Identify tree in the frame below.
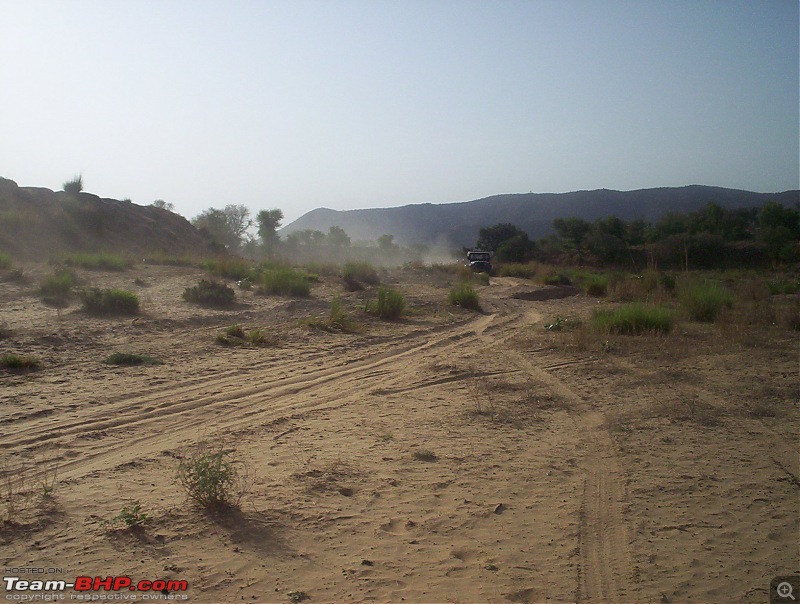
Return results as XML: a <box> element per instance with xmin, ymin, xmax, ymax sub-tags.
<box><xmin>495</xmin><ymin>234</ymin><xmax>535</xmax><ymax>262</ymax></box>
<box><xmin>377</xmin><ymin>234</ymin><xmax>395</xmax><ymax>250</ymax></box>
<box><xmin>476</xmin><ymin>223</ymin><xmax>528</xmax><ymax>252</ymax></box>
<box><xmin>552</xmin><ymin>217</ymin><xmax>591</xmax><ymax>248</ymax></box>
<box><xmin>327</xmin><ymin>226</ymin><xmax>351</xmax><ymax>247</ymax></box>
<box><xmin>151</xmin><ymin>199</ymin><xmax>175</xmax><ymax>212</ymax></box>
<box><xmin>191</xmin><ymin>205</ymin><xmax>252</xmax><ymax>250</ymax></box>
<box><xmin>758</xmin><ymin>202</ymin><xmax>800</xmax><ymax>262</ymax></box>
<box><xmin>257</xmin><ymin>209</ymin><xmax>283</xmax><ymax>255</ymax></box>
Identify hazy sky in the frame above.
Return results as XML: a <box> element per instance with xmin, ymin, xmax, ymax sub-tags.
<box><xmin>1</xmin><ymin>0</ymin><xmax>797</xmax><ymax>225</ymax></box>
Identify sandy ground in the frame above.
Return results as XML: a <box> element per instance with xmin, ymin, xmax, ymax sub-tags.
<box><xmin>1</xmin><ymin>263</ymin><xmax>798</xmax><ymax>603</ymax></box>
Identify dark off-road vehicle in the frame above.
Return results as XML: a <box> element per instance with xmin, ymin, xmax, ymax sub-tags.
<box><xmin>466</xmin><ymin>250</ymin><xmax>492</xmax><ymax>273</ymax></box>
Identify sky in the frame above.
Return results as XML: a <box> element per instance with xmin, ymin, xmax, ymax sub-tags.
<box><xmin>1</xmin><ymin>0</ymin><xmax>798</xmax><ymax>225</ymax></box>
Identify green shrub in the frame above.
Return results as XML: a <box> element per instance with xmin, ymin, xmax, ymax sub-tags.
<box><xmin>216</xmin><ymin>324</ymin><xmax>276</xmax><ymax>346</ymax></box>
<box><xmin>498</xmin><ymin>263</ymin><xmax>537</xmax><ymax>279</ymax></box>
<box><xmin>456</xmin><ymin>266</ymin><xmax>490</xmax><ymax>285</ymax></box>
<box><xmin>366</xmin><ymin>287</ymin><xmax>406</xmax><ymax>319</ymax></box>
<box><xmin>63</xmin><ymin>252</ymin><xmax>132</xmax><ymax>271</ymax></box>
<box><xmin>304</xmin><ymin>296</ymin><xmax>355</xmax><ymax>332</ymax></box>
<box><xmin>342</xmin><ymin>261</ymin><xmax>380</xmax><ymax>290</ymax></box>
<box><xmin>679</xmin><ymin>282</ymin><xmax>733</xmax><ymax>322</ymax></box>
<box><xmin>0</xmin><ymin>353</ymin><xmax>41</xmax><ymax>371</ymax></box>
<box><xmin>0</xmin><ymin>252</ymin><xmax>11</xmax><ymax>270</ymax></box>
<box><xmin>177</xmin><ymin>447</ymin><xmax>250</xmax><ymax>511</ymax></box>
<box><xmin>541</xmin><ymin>270</ymin><xmax>572</xmax><ymax>286</ymax></box>
<box><xmin>62</xmin><ymin>174</ymin><xmax>83</xmax><ymax>194</ymax></box>
<box><xmin>592</xmin><ymin>303</ymin><xmax>674</xmax><ymax>335</ymax></box>
<box><xmin>80</xmin><ymin>288</ymin><xmax>140</xmax><ymax>315</ymax></box>
<box><xmin>39</xmin><ymin>269</ymin><xmax>77</xmax><ymax>306</ymax></box>
<box><xmin>183</xmin><ymin>280</ymin><xmax>236</xmax><ymax>307</ymax></box>
<box><xmin>144</xmin><ymin>252</ymin><xmax>198</xmax><ymax>267</ymax></box>
<box><xmin>109</xmin><ymin>501</ymin><xmax>150</xmax><ymax>529</ymax></box>
<box><xmin>256</xmin><ymin>267</ymin><xmax>311</xmax><ymax>297</ymax></box>
<box><xmin>448</xmin><ymin>283</ymin><xmax>481</xmax><ymax>311</ymax></box>
<box><xmin>583</xmin><ymin>274</ymin><xmax>608</xmax><ymax>296</ymax></box>
<box><xmin>202</xmin><ymin>256</ymin><xmax>253</xmax><ymax>280</ymax></box>
<box><xmin>104</xmin><ymin>352</ymin><xmax>162</xmax><ymax>366</ymax></box>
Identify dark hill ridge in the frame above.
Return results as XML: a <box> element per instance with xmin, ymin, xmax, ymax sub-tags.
<box><xmin>283</xmin><ymin>185</ymin><xmax>800</xmax><ymax>247</ymax></box>
<box><xmin>0</xmin><ymin>178</ymin><xmax>214</xmax><ymax>259</ymax></box>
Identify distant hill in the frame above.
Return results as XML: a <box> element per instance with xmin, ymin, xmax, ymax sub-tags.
<box><xmin>0</xmin><ymin>177</ymin><xmax>214</xmax><ymax>259</ymax></box>
<box><xmin>282</xmin><ymin>186</ymin><xmax>800</xmax><ymax>248</ymax></box>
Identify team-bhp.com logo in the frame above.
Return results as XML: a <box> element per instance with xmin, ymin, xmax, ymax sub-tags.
<box><xmin>4</xmin><ymin>576</ymin><xmax>189</xmax><ymax>600</ymax></box>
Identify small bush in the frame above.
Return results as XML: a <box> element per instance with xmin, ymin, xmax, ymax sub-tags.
<box><xmin>183</xmin><ymin>280</ymin><xmax>236</xmax><ymax>307</ymax></box>
<box><xmin>80</xmin><ymin>288</ymin><xmax>140</xmax><ymax>315</ymax></box>
<box><xmin>342</xmin><ymin>261</ymin><xmax>380</xmax><ymax>290</ymax></box>
<box><xmin>177</xmin><ymin>447</ymin><xmax>250</xmax><ymax>511</ymax></box>
<box><xmin>592</xmin><ymin>303</ymin><xmax>674</xmax><ymax>335</ymax></box>
<box><xmin>216</xmin><ymin>324</ymin><xmax>277</xmax><ymax>346</ymax></box>
<box><xmin>63</xmin><ymin>253</ymin><xmax>132</xmax><ymax>271</ymax></box>
<box><xmin>448</xmin><ymin>283</ymin><xmax>481</xmax><ymax>311</ymax></box>
<box><xmin>456</xmin><ymin>266</ymin><xmax>490</xmax><ymax>285</ymax></box>
<box><xmin>366</xmin><ymin>287</ymin><xmax>406</xmax><ymax>319</ymax></box>
<box><xmin>0</xmin><ymin>353</ymin><xmax>41</xmax><ymax>371</ymax></box>
<box><xmin>108</xmin><ymin>501</ymin><xmax>150</xmax><ymax>529</ymax></box>
<box><xmin>145</xmin><ymin>253</ymin><xmax>198</xmax><ymax>267</ymax></box>
<box><xmin>256</xmin><ymin>267</ymin><xmax>311</xmax><ymax>297</ymax></box>
<box><xmin>304</xmin><ymin>296</ymin><xmax>354</xmax><ymax>332</ymax></box>
<box><xmin>62</xmin><ymin>174</ymin><xmax>83</xmax><ymax>194</ymax></box>
<box><xmin>542</xmin><ymin>272</ymin><xmax>572</xmax><ymax>286</ymax></box>
<box><xmin>0</xmin><ymin>252</ymin><xmax>11</xmax><ymax>270</ymax></box>
<box><xmin>104</xmin><ymin>352</ymin><xmax>162</xmax><ymax>366</ymax></box>
<box><xmin>679</xmin><ymin>282</ymin><xmax>733</xmax><ymax>322</ymax></box>
<box><xmin>40</xmin><ymin>269</ymin><xmax>77</xmax><ymax>305</ymax></box>
<box><xmin>583</xmin><ymin>274</ymin><xmax>608</xmax><ymax>297</ymax></box>
<box><xmin>203</xmin><ymin>256</ymin><xmax>253</xmax><ymax>280</ymax></box>
<box><xmin>498</xmin><ymin>263</ymin><xmax>537</xmax><ymax>279</ymax></box>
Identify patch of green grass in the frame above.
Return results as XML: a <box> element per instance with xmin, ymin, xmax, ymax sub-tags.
<box><xmin>580</xmin><ymin>273</ymin><xmax>609</xmax><ymax>296</ymax></box>
<box><xmin>216</xmin><ymin>324</ymin><xmax>277</xmax><ymax>346</ymax></box>
<box><xmin>104</xmin><ymin>352</ymin><xmax>162</xmax><ymax>366</ymax></box>
<box><xmin>342</xmin><ymin>261</ymin><xmax>380</xmax><ymax>290</ymax></box>
<box><xmin>498</xmin><ymin>263</ymin><xmax>537</xmax><ymax>279</ymax></box>
<box><xmin>0</xmin><ymin>353</ymin><xmax>41</xmax><ymax>371</ymax></box>
<box><xmin>448</xmin><ymin>282</ymin><xmax>481</xmax><ymax>311</ymax></box>
<box><xmin>202</xmin><ymin>256</ymin><xmax>253</xmax><ymax>280</ymax></box>
<box><xmin>183</xmin><ymin>280</ymin><xmax>236</xmax><ymax>307</ymax></box>
<box><xmin>144</xmin><ymin>252</ymin><xmax>199</xmax><ymax>267</ymax></box>
<box><xmin>80</xmin><ymin>288</ymin><xmax>140</xmax><ymax>315</ymax></box>
<box><xmin>542</xmin><ymin>271</ymin><xmax>572</xmax><ymax>286</ymax></box>
<box><xmin>303</xmin><ymin>296</ymin><xmax>355</xmax><ymax>332</ymax></box>
<box><xmin>456</xmin><ymin>266</ymin><xmax>490</xmax><ymax>285</ymax></box>
<box><xmin>592</xmin><ymin>303</ymin><xmax>674</xmax><ymax>335</ymax></box>
<box><xmin>767</xmin><ymin>277</ymin><xmax>800</xmax><ymax>295</ymax></box>
<box><xmin>678</xmin><ymin>282</ymin><xmax>733</xmax><ymax>322</ymax></box>
<box><xmin>63</xmin><ymin>252</ymin><xmax>133</xmax><ymax>271</ymax></box>
<box><xmin>366</xmin><ymin>287</ymin><xmax>406</xmax><ymax>319</ymax></box>
<box><xmin>177</xmin><ymin>447</ymin><xmax>251</xmax><ymax>511</ymax></box>
<box><xmin>256</xmin><ymin>267</ymin><xmax>312</xmax><ymax>297</ymax></box>
<box><xmin>0</xmin><ymin>252</ymin><xmax>11</xmax><ymax>270</ymax></box>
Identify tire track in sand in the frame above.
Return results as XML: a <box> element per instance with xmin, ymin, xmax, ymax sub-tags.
<box><xmin>477</xmin><ymin>309</ymin><xmax>635</xmax><ymax>603</ymax></box>
<box><xmin>5</xmin><ymin>312</ymin><xmax>511</xmax><ymax>482</ymax></box>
